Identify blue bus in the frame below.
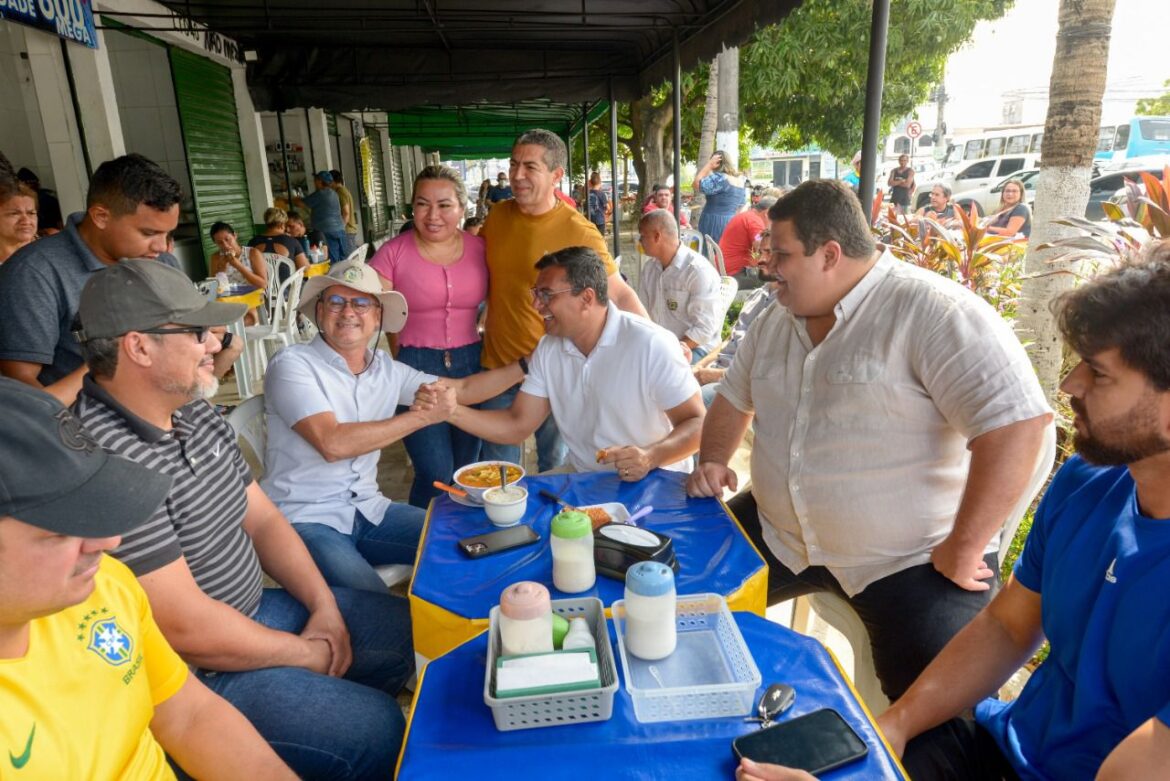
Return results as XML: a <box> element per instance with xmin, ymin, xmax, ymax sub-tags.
<box><xmin>1096</xmin><ymin>116</ymin><xmax>1170</xmax><ymax>167</ymax></box>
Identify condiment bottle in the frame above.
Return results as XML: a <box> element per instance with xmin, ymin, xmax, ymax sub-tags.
<box><xmin>623</xmin><ymin>561</ymin><xmax>677</xmax><ymax>660</ymax></box>
<box><xmin>498</xmin><ymin>581</ymin><xmax>553</xmax><ymax>656</ymax></box>
<box><xmin>550</xmin><ymin>510</ymin><xmax>596</xmax><ymax>593</ymax></box>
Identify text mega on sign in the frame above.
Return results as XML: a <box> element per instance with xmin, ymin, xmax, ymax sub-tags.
<box><xmin>0</xmin><ymin>0</ymin><xmax>98</xmax><ymax>48</ymax></box>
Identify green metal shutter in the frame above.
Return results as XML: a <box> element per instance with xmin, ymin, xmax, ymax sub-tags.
<box><xmin>169</xmin><ymin>48</ymin><xmax>253</xmax><ymax>272</ymax></box>
<box><xmin>365</xmin><ymin>127</ymin><xmax>390</xmax><ymax>239</ymax></box>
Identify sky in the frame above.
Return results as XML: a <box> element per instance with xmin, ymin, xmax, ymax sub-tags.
<box><xmin>938</xmin><ymin>0</ymin><xmax>1170</xmax><ymax>130</ymax></box>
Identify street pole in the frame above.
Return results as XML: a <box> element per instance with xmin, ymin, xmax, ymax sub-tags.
<box><xmin>859</xmin><ymin>0</ymin><xmax>891</xmax><ymax>208</ymax></box>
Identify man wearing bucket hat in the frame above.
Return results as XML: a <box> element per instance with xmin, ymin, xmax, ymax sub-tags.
<box><xmin>262</xmin><ymin>259</ymin><xmax>523</xmax><ymax>591</ymax></box>
<box><xmin>71</xmin><ymin>260</ymin><xmax>414</xmax><ymax>780</ymax></box>
<box><xmin>0</xmin><ymin>379</ymin><xmax>294</xmax><ymax>780</ymax></box>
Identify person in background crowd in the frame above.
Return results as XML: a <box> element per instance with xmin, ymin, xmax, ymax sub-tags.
<box><xmin>0</xmin><ymin>177</ymin><xmax>38</xmax><ymax>263</ymax></box>
<box><xmin>985</xmin><ymin>178</ymin><xmax>1033</xmax><ymax>239</ymax></box>
<box><xmin>73</xmin><ymin>260</ymin><xmax>414</xmax><ymax>779</ymax></box>
<box><xmin>285</xmin><ymin>210</ymin><xmax>311</xmax><ymax>256</ymax></box>
<box><xmin>295</xmin><ymin>172</ymin><xmax>346</xmax><ymax>263</ymax></box>
<box><xmin>487</xmin><ymin>172</ymin><xmax>512</xmax><ymax>204</ymax></box>
<box><xmin>0</xmin><ymin>379</ymin><xmax>296</xmax><ymax>781</ymax></box>
<box><xmin>308</xmin><ymin>229</ymin><xmax>329</xmax><ymax>262</ymax></box>
<box><xmin>329</xmin><ymin>169</ymin><xmax>359</xmax><ymax>257</ymax></box>
<box><xmin>689</xmin><ymin>179</ymin><xmax>1051</xmax><ymax>702</ymax></box>
<box><xmin>262</xmin><ymin>260</ymin><xmax>522</xmax><ymax>585</ymax></box>
<box><xmin>368</xmin><ymin>165</ymin><xmax>491</xmax><ymax>508</ymax></box>
<box><xmin>16</xmin><ymin>167</ymin><xmax>63</xmax><ymax>236</ymax></box>
<box><xmin>719</xmin><ymin>193</ymin><xmax>779</xmax><ymax>290</ymax></box>
<box><xmin>475</xmin><ymin>178</ymin><xmax>492</xmax><ymax>217</ymax></box>
<box><xmin>0</xmin><ymin>153</ymin><xmax>182</xmax><ymax>405</ymax></box>
<box><xmin>209</xmin><ymin>222</ymin><xmax>267</xmax><ymax>324</ymax></box>
<box><xmin>463</xmin><ymin>215</ymin><xmax>484</xmax><ymax>236</ymax></box>
<box><xmin>587</xmin><ymin>171</ymin><xmax>609</xmax><ymax>235</ymax></box>
<box><xmin>916</xmin><ymin>183</ymin><xmax>962</xmax><ymax>229</ymax></box>
<box><xmin>888</xmin><ymin>154</ymin><xmax>916</xmax><ymax>214</ymax></box>
<box><xmin>642</xmin><ymin>184</ymin><xmax>690</xmax><ymax>227</ymax></box>
<box><xmin>638</xmin><ymin>209</ymin><xmax>722</xmax><ymax>364</ymax></box>
<box><xmin>477</xmin><ymin>128</ymin><xmax>647</xmax><ymax>472</ymax></box>
<box><xmin>435</xmin><ymin>246</ymin><xmax>704</xmax><ymax>480</ymax></box>
<box><xmin>692</xmin><ymin>150</ymin><xmax>746</xmax><ymax>242</ymax></box>
<box><xmin>248</xmin><ymin>207</ymin><xmax>310</xmax><ymax>281</ymax></box>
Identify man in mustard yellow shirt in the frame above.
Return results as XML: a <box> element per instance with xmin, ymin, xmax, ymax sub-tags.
<box><xmin>479</xmin><ymin>128</ymin><xmax>648</xmax><ymax>470</ymax></box>
<box><xmin>0</xmin><ymin>379</ymin><xmax>292</xmax><ymax>781</ymax></box>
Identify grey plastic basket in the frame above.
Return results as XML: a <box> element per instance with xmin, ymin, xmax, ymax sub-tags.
<box><xmin>483</xmin><ymin>596</ymin><xmax>617</xmax><ymax>731</ymax></box>
<box><xmin>612</xmin><ymin>592</ymin><xmax>761</xmax><ymax>723</ymax></box>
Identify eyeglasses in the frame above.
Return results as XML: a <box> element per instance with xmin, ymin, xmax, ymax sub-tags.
<box><xmin>140</xmin><ymin>325</ymin><xmax>211</xmax><ymax>343</ymax></box>
<box><xmin>530</xmin><ymin>287</ymin><xmax>575</xmax><ymax>305</ymax></box>
<box><xmin>322</xmin><ymin>293</ymin><xmax>378</xmax><ymax>314</ymax></box>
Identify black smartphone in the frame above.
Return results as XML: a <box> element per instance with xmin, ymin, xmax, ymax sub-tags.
<box><xmin>732</xmin><ymin>708</ymin><xmax>868</xmax><ymax>775</ymax></box>
<box><xmin>458</xmin><ymin>525</ymin><xmax>540</xmax><ymax>558</ymax></box>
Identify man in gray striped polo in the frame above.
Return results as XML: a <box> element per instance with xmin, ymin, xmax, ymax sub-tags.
<box><xmin>71</xmin><ymin>260</ymin><xmax>413</xmax><ymax>781</ymax></box>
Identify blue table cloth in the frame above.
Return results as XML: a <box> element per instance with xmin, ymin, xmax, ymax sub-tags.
<box><xmin>397</xmin><ymin>611</ymin><xmax>906</xmax><ymax>780</ymax></box>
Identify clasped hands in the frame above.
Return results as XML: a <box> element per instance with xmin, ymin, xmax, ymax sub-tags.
<box><xmin>410</xmin><ymin>381</ymin><xmax>457</xmax><ymax>424</ymax></box>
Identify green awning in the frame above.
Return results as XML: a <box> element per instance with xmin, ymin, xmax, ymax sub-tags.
<box><xmin>386</xmin><ymin>100</ymin><xmax>610</xmax><ymax>160</ymax></box>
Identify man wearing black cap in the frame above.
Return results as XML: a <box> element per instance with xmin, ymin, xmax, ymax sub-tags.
<box><xmin>0</xmin><ymin>379</ymin><xmax>294</xmax><ymax>780</ymax></box>
<box><xmin>71</xmin><ymin>260</ymin><xmax>413</xmax><ymax>780</ymax></box>
<box><xmin>0</xmin><ymin>153</ymin><xmax>182</xmax><ymax>406</ymax></box>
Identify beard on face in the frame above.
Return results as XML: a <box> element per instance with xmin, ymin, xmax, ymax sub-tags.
<box><xmin>1070</xmin><ymin>394</ymin><xmax>1170</xmax><ymax>466</ymax></box>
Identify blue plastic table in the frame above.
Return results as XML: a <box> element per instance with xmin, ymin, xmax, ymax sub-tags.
<box><xmin>408</xmin><ymin>470</ymin><xmax>767</xmax><ymax>660</ymax></box>
<box><xmin>396</xmin><ymin>611</ymin><xmax>906</xmax><ymax>779</ymax></box>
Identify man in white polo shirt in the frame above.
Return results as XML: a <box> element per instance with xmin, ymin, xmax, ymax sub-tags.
<box><xmin>433</xmin><ymin>246</ymin><xmax>704</xmax><ymax>481</ymax></box>
<box><xmin>638</xmin><ymin>208</ymin><xmax>723</xmax><ymax>364</ymax></box>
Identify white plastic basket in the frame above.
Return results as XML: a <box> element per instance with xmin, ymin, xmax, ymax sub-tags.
<box><xmin>612</xmin><ymin>592</ymin><xmax>761</xmax><ymax>723</ymax></box>
<box><xmin>483</xmin><ymin>596</ymin><xmax>617</xmax><ymax>731</ymax></box>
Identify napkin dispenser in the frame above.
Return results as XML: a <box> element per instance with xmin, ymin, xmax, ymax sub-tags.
<box><xmin>593</xmin><ymin>523</ymin><xmax>678</xmax><ymax>581</ymax></box>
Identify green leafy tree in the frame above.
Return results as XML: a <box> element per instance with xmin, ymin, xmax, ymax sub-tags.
<box><xmin>584</xmin><ymin>0</ymin><xmax>1014</xmax><ymax>190</ymax></box>
<box><xmin>1136</xmin><ymin>79</ymin><xmax>1170</xmax><ymax>116</ymax></box>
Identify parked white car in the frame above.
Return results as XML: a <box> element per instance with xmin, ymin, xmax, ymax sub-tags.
<box><xmin>916</xmin><ymin>154</ymin><xmax>1039</xmax><ymax>209</ymax></box>
<box><xmin>953</xmin><ymin>168</ymin><xmax>1040</xmax><ymax>215</ymax></box>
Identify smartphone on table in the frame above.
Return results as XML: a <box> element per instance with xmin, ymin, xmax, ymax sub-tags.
<box><xmin>458</xmin><ymin>525</ymin><xmax>540</xmax><ymax>558</ymax></box>
<box><xmin>732</xmin><ymin>708</ymin><xmax>868</xmax><ymax>775</ymax></box>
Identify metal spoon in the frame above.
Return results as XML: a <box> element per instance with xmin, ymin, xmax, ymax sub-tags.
<box><xmin>498</xmin><ymin>464</ymin><xmax>507</xmax><ymax>491</ymax></box>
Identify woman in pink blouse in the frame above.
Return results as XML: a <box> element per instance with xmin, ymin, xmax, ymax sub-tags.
<box><xmin>369</xmin><ymin>165</ymin><xmax>488</xmax><ymax>507</ymax></box>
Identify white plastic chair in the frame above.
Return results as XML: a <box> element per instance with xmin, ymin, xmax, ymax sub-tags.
<box><xmin>681</xmin><ymin>228</ymin><xmax>703</xmax><ymax>254</ymax></box>
<box><xmin>261</xmin><ymin>254</ymin><xmax>295</xmax><ymax>325</ymax></box>
<box><xmin>704</xmin><ymin>233</ymin><xmax>727</xmax><ymax>276</ymax></box>
<box><xmin>343</xmin><ymin>243</ymin><xmax>370</xmax><ymax>264</ymax></box>
<box><xmin>701</xmin><ymin>233</ymin><xmax>739</xmax><ymax>328</ymax></box>
<box><xmin>791</xmin><ymin>423</ymin><xmax>1058</xmax><ymax>714</ymax></box>
<box><xmin>244</xmin><ymin>267</ymin><xmax>305</xmax><ymax>378</ymax></box>
<box><xmin>226</xmin><ymin>395</ymin><xmax>413</xmax><ymax>589</ymax></box>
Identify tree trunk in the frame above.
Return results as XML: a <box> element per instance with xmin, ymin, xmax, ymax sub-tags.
<box><xmin>715</xmin><ymin>47</ymin><xmax>740</xmax><ymax>171</ymax></box>
<box><xmin>630</xmin><ymin>92</ymin><xmax>674</xmax><ymax>195</ymax></box>
<box><xmin>1017</xmin><ymin>0</ymin><xmax>1117</xmax><ymax>405</ymax></box>
<box><xmin>693</xmin><ymin>59</ymin><xmax>720</xmax><ymax>212</ymax></box>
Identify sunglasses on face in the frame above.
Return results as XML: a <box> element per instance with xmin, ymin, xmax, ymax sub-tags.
<box><xmin>140</xmin><ymin>325</ymin><xmax>212</xmax><ymax>343</ymax></box>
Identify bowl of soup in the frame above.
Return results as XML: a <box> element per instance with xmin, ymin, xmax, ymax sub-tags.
<box><xmin>453</xmin><ymin>460</ymin><xmax>525</xmax><ymax>503</ymax></box>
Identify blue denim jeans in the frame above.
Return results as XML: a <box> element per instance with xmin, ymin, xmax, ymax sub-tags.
<box><xmin>193</xmin><ymin>587</ymin><xmax>413</xmax><ymax>780</ymax></box>
<box><xmin>396</xmin><ymin>343</ymin><xmax>484</xmax><ymax>508</ymax></box>
<box><xmin>700</xmin><ymin>381</ymin><xmax>721</xmax><ymax>408</ymax></box>
<box><xmin>294</xmin><ymin>505</ymin><xmax>424</xmax><ymax>592</ymax></box>
<box><xmin>689</xmin><ymin>345</ymin><xmax>710</xmax><ymax>365</ymax></box>
<box><xmin>478</xmin><ymin>381</ymin><xmax>567</xmax><ymax>472</ymax></box>
<box><xmin>324</xmin><ymin>231</ymin><xmax>346</xmax><ymax>264</ymax></box>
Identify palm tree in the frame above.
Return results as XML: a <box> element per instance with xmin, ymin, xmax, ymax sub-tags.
<box><xmin>1016</xmin><ymin>0</ymin><xmax>1117</xmax><ymax>404</ymax></box>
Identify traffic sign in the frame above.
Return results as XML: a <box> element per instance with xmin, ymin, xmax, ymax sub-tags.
<box><xmin>906</xmin><ymin>121</ymin><xmax>923</xmax><ymax>139</ymax></box>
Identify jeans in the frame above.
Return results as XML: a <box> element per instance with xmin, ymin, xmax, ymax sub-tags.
<box><xmin>193</xmin><ymin>587</ymin><xmax>414</xmax><ymax>780</ymax></box>
<box><xmin>700</xmin><ymin>382</ymin><xmax>721</xmax><ymax>408</ymax></box>
<box><xmin>324</xmin><ymin>231</ymin><xmax>346</xmax><ymax>264</ymax></box>
<box><xmin>397</xmin><ymin>343</ymin><xmax>484</xmax><ymax>508</ymax></box>
<box><xmin>728</xmin><ymin>490</ymin><xmax>998</xmax><ymax>701</ymax></box>
<box><xmin>689</xmin><ymin>345</ymin><xmax>709</xmax><ymax>365</ymax></box>
<box><xmin>294</xmin><ymin>505</ymin><xmax>424</xmax><ymax>593</ymax></box>
<box><xmin>479</xmin><ymin>381</ymin><xmax>567</xmax><ymax>472</ymax></box>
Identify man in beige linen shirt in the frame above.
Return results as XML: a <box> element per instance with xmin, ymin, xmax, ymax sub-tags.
<box><xmin>688</xmin><ymin>179</ymin><xmax>1052</xmax><ymax>701</ymax></box>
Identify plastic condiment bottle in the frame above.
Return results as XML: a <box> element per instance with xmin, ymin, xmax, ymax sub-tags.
<box><xmin>550</xmin><ymin>510</ymin><xmax>596</xmax><ymax>593</ymax></box>
<box><xmin>624</xmin><ymin>561</ymin><xmax>677</xmax><ymax>660</ymax></box>
<box><xmin>561</xmin><ymin>617</ymin><xmax>596</xmax><ymax>652</ymax></box>
<box><xmin>498</xmin><ymin>581</ymin><xmax>553</xmax><ymax>656</ymax></box>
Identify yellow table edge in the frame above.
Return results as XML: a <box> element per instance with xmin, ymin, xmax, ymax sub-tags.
<box><xmin>218</xmin><ymin>288</ymin><xmax>264</xmax><ymax>308</ymax></box>
<box><xmin>304</xmin><ymin>261</ymin><xmax>330</xmax><ymax>278</ymax></box>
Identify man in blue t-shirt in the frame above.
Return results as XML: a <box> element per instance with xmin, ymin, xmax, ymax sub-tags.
<box><xmin>869</xmin><ymin>248</ymin><xmax>1170</xmax><ymax>781</ymax></box>
<box><xmin>735</xmin><ymin>247</ymin><xmax>1170</xmax><ymax>781</ymax></box>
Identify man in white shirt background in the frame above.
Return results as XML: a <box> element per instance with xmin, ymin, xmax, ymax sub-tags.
<box><xmin>638</xmin><ymin>209</ymin><xmax>723</xmax><ymax>364</ymax></box>
<box><xmin>687</xmin><ymin>179</ymin><xmax>1052</xmax><ymax>701</ymax></box>
<box><xmin>427</xmin><ymin>246</ymin><xmax>705</xmax><ymax>482</ymax></box>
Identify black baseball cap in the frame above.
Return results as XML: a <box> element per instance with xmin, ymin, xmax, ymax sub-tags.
<box><xmin>0</xmin><ymin>379</ymin><xmax>172</xmax><ymax>536</ymax></box>
<box><xmin>76</xmin><ymin>259</ymin><xmax>246</xmax><ymax>341</ymax></box>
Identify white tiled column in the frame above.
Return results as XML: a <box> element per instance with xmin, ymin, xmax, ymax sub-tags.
<box><xmin>232</xmin><ymin>67</ymin><xmax>274</xmax><ymax>223</ymax></box>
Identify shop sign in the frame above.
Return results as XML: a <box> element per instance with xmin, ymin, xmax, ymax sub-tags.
<box><xmin>165</xmin><ymin>9</ymin><xmax>243</xmax><ymax>63</ymax></box>
<box><xmin>0</xmin><ymin>0</ymin><xmax>98</xmax><ymax>48</ymax></box>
